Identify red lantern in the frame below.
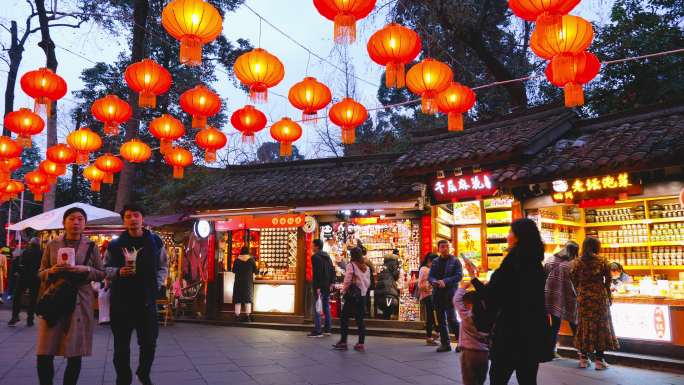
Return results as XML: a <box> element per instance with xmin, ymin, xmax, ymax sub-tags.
<box><xmin>406</xmin><ymin>58</ymin><xmax>453</xmax><ymax>114</ymax></box>
<box><xmin>25</xmin><ymin>170</ymin><xmax>49</xmax><ymax>201</ymax></box>
<box><xmin>531</xmin><ymin>14</ymin><xmax>593</xmax><ymax>61</ymax></box>
<box><xmin>0</xmin><ymin>137</ymin><xmax>22</xmax><ymax>161</ymax></box>
<box><xmin>46</xmin><ymin>143</ymin><xmax>77</xmax><ymax>165</ymax></box>
<box><xmin>1</xmin><ymin>180</ymin><xmax>24</xmax><ymax>200</ymax></box>
<box><xmin>328</xmin><ymin>98</ymin><xmax>368</xmax><ymax>144</ymax></box>
<box><xmin>545</xmin><ymin>51</ymin><xmax>601</xmax><ymax>107</ymax></box>
<box><xmin>161</xmin><ymin>0</ymin><xmax>223</xmax><ymax>66</ymax></box>
<box><xmin>179</xmin><ymin>85</ymin><xmax>221</xmax><ymax>129</ymax></box>
<box><xmin>164</xmin><ymin>147</ymin><xmax>193</xmax><ymax>179</ymax></box>
<box><xmin>270</xmin><ymin>118</ymin><xmax>303</xmax><ymax>157</ymax></box>
<box><xmin>0</xmin><ymin>157</ymin><xmax>21</xmax><ymax>183</ymax></box>
<box><xmin>288</xmin><ymin>77</ymin><xmax>332</xmax><ymax>123</ymax></box>
<box><xmin>367</xmin><ymin>23</ymin><xmax>422</xmax><ymax>88</ymax></box>
<box><xmin>313</xmin><ymin>0</ymin><xmax>377</xmax><ymax>45</ymax></box>
<box><xmin>3</xmin><ymin>108</ymin><xmax>45</xmax><ymax>147</ymax></box>
<box><xmin>233</xmin><ymin>48</ymin><xmax>285</xmax><ymax>103</ymax></box>
<box><xmin>120</xmin><ymin>139</ymin><xmax>152</xmax><ymax>163</ymax></box>
<box><xmin>508</xmin><ymin>0</ymin><xmax>580</xmax><ymax>21</ymax></box>
<box><xmin>66</xmin><ymin>127</ymin><xmax>103</xmax><ymax>164</ymax></box>
<box><xmin>39</xmin><ymin>160</ymin><xmax>67</xmax><ymax>184</ymax></box>
<box><xmin>436</xmin><ymin>82</ymin><xmax>477</xmax><ymax>132</ymax></box>
<box><xmin>149</xmin><ymin>114</ymin><xmax>186</xmax><ymax>154</ymax></box>
<box><xmin>195</xmin><ymin>127</ymin><xmax>227</xmax><ymax>163</ymax></box>
<box><xmin>83</xmin><ymin>165</ymin><xmax>105</xmax><ymax>192</ymax></box>
<box><xmin>20</xmin><ymin>68</ymin><xmax>67</xmax><ymax>116</ymax></box>
<box><xmin>231</xmin><ymin>105</ymin><xmax>267</xmax><ymax>142</ymax></box>
<box><xmin>124</xmin><ymin>59</ymin><xmax>172</xmax><ymax>108</ymax></box>
<box><xmin>91</xmin><ymin>95</ymin><xmax>132</xmax><ymax>136</ymax></box>
<box><xmin>95</xmin><ymin>153</ymin><xmax>124</xmax><ymax>184</ymax></box>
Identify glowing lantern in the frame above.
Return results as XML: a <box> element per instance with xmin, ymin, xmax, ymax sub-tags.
<box><xmin>3</xmin><ymin>108</ymin><xmax>45</xmax><ymax>147</ymax></box>
<box><xmin>328</xmin><ymin>98</ymin><xmax>368</xmax><ymax>144</ymax></box>
<box><xmin>91</xmin><ymin>95</ymin><xmax>132</xmax><ymax>136</ymax></box>
<box><xmin>124</xmin><ymin>59</ymin><xmax>172</xmax><ymax>108</ymax></box>
<box><xmin>95</xmin><ymin>153</ymin><xmax>124</xmax><ymax>184</ymax></box>
<box><xmin>233</xmin><ymin>48</ymin><xmax>285</xmax><ymax>103</ymax></box>
<box><xmin>149</xmin><ymin>114</ymin><xmax>186</xmax><ymax>154</ymax></box>
<box><xmin>288</xmin><ymin>77</ymin><xmax>332</xmax><ymax>123</ymax></box>
<box><xmin>179</xmin><ymin>85</ymin><xmax>221</xmax><ymax>129</ymax></box>
<box><xmin>19</xmin><ymin>67</ymin><xmax>67</xmax><ymax>116</ymax></box>
<box><xmin>0</xmin><ymin>157</ymin><xmax>21</xmax><ymax>183</ymax></box>
<box><xmin>0</xmin><ymin>137</ymin><xmax>22</xmax><ymax>161</ymax></box>
<box><xmin>545</xmin><ymin>51</ymin><xmax>600</xmax><ymax>107</ymax></box>
<box><xmin>161</xmin><ymin>0</ymin><xmax>222</xmax><ymax>66</ymax></box>
<box><xmin>66</xmin><ymin>127</ymin><xmax>103</xmax><ymax>164</ymax></box>
<box><xmin>24</xmin><ymin>170</ymin><xmax>49</xmax><ymax>201</ymax></box>
<box><xmin>83</xmin><ymin>165</ymin><xmax>105</xmax><ymax>192</ymax></box>
<box><xmin>1</xmin><ymin>180</ymin><xmax>24</xmax><ymax>200</ymax></box>
<box><xmin>508</xmin><ymin>0</ymin><xmax>580</xmax><ymax>21</ymax></box>
<box><xmin>367</xmin><ymin>23</ymin><xmax>422</xmax><ymax>88</ymax></box>
<box><xmin>530</xmin><ymin>14</ymin><xmax>593</xmax><ymax>61</ymax></box>
<box><xmin>406</xmin><ymin>58</ymin><xmax>453</xmax><ymax>114</ymax></box>
<box><xmin>46</xmin><ymin>143</ymin><xmax>77</xmax><ymax>165</ymax></box>
<box><xmin>120</xmin><ymin>139</ymin><xmax>152</xmax><ymax>163</ymax></box>
<box><xmin>231</xmin><ymin>105</ymin><xmax>267</xmax><ymax>142</ymax></box>
<box><xmin>164</xmin><ymin>147</ymin><xmax>193</xmax><ymax>179</ymax></box>
<box><xmin>39</xmin><ymin>160</ymin><xmax>66</xmax><ymax>184</ymax></box>
<box><xmin>436</xmin><ymin>82</ymin><xmax>477</xmax><ymax>132</ymax></box>
<box><xmin>270</xmin><ymin>118</ymin><xmax>302</xmax><ymax>157</ymax></box>
<box><xmin>313</xmin><ymin>0</ymin><xmax>377</xmax><ymax>44</ymax></box>
<box><xmin>195</xmin><ymin>127</ymin><xmax>227</xmax><ymax>163</ymax></box>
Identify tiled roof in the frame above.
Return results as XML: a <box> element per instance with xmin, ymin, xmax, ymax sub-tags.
<box><xmin>493</xmin><ymin>105</ymin><xmax>684</xmax><ymax>185</ymax></box>
<box><xmin>393</xmin><ymin>105</ymin><xmax>577</xmax><ymax>176</ymax></box>
<box><xmin>181</xmin><ymin>154</ymin><xmax>419</xmax><ymax>210</ymax></box>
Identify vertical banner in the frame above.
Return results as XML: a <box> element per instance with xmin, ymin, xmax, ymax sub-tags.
<box><xmin>207</xmin><ymin>233</ymin><xmax>216</xmax><ymax>283</ymax></box>
<box><xmin>420</xmin><ymin>215</ymin><xmax>432</xmax><ymax>256</ymax></box>
<box><xmin>305</xmin><ymin>231</ymin><xmax>313</xmax><ymax>282</ymax></box>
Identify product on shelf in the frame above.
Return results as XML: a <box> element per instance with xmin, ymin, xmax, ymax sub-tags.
<box><xmin>651</xmin><ymin>223</ymin><xmax>684</xmax><ymax>242</ymax></box>
<box><xmin>649</xmin><ymin>203</ymin><xmax>684</xmax><ymax>218</ymax></box>
<box><xmin>596</xmin><ymin>224</ymin><xmax>648</xmax><ymax>244</ymax></box>
<box><xmin>652</xmin><ymin>246</ymin><xmax>684</xmax><ymax>267</ymax></box>
<box><xmin>258</xmin><ymin>228</ymin><xmax>297</xmax><ymax>280</ymax></box>
<box><xmin>603</xmin><ymin>246</ymin><xmax>649</xmax><ymax>266</ymax></box>
<box><xmin>585</xmin><ymin>205</ymin><xmax>645</xmax><ymax>223</ymax></box>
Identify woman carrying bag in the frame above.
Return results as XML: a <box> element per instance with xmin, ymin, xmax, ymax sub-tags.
<box><xmin>333</xmin><ymin>247</ymin><xmax>371</xmax><ymax>352</ymax></box>
<box><xmin>35</xmin><ymin>207</ymin><xmax>105</xmax><ymax>385</ymax></box>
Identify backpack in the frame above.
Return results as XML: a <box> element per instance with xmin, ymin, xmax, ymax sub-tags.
<box><xmin>471</xmin><ymin>291</ymin><xmax>498</xmax><ymax>334</ymax></box>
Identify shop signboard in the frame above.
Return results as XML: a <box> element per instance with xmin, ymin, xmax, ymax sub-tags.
<box><xmin>453</xmin><ymin>201</ymin><xmax>482</xmax><ymax>225</ymax></box>
<box><xmin>420</xmin><ymin>215</ymin><xmax>432</xmax><ymax>255</ymax></box>
<box><xmin>432</xmin><ymin>172</ymin><xmax>497</xmax><ymax>203</ymax></box>
<box><xmin>216</xmin><ymin>214</ymin><xmax>306</xmax><ymax>231</ymax></box>
<box><xmin>552</xmin><ymin>173</ymin><xmax>642</xmax><ymax>203</ymax></box>
<box><xmin>610</xmin><ymin>303</ymin><xmax>672</xmax><ymax>342</ymax></box>
<box><xmin>456</xmin><ymin>227</ymin><xmax>482</xmax><ymax>266</ymax></box>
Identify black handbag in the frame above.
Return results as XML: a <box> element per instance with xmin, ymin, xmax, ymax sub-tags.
<box><xmin>343</xmin><ymin>263</ymin><xmax>362</xmax><ymax>301</ymax></box>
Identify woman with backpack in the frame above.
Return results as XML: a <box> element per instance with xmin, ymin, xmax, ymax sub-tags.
<box><xmin>333</xmin><ymin>247</ymin><xmax>371</xmax><ymax>352</ymax></box>
<box><xmin>36</xmin><ymin>207</ymin><xmax>105</xmax><ymax>385</ymax></box>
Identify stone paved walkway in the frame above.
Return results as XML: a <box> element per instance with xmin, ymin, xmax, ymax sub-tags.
<box><xmin>0</xmin><ymin>309</ymin><xmax>682</xmax><ymax>385</ymax></box>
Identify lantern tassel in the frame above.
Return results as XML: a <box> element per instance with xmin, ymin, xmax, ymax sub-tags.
<box><xmin>103</xmin><ymin>172</ymin><xmax>114</xmax><ymax>184</ymax></box>
<box><xmin>551</xmin><ymin>53</ymin><xmax>576</xmax><ymax>85</ymax></box>
<box><xmin>341</xmin><ymin>128</ymin><xmax>356</xmax><ymax>145</ymax></box>
<box><xmin>447</xmin><ymin>112</ymin><xmax>464</xmax><ymax>132</ymax></box>
<box><xmin>18</xmin><ymin>135</ymin><xmax>32</xmax><ymax>148</ymax></box>
<box><xmin>91</xmin><ymin>180</ymin><xmax>101</xmax><ymax>192</ymax></box>
<box><xmin>192</xmin><ymin>116</ymin><xmax>207</xmax><ymax>129</ymax></box>
<box><xmin>421</xmin><ymin>94</ymin><xmax>438</xmax><ymax>115</ymax></box>
<box><xmin>396</xmin><ymin>63</ymin><xmax>406</xmax><ymax>88</ymax></box>
<box><xmin>76</xmin><ymin>152</ymin><xmax>89</xmax><ymax>165</ymax></box>
<box><xmin>563</xmin><ymin>83</ymin><xmax>585</xmax><ymax>107</ymax></box>
<box><xmin>180</xmin><ymin>36</ymin><xmax>202</xmax><ymax>67</ymax></box>
<box><xmin>279</xmin><ymin>142</ymin><xmax>293</xmax><ymax>157</ymax></box>
<box><xmin>34</xmin><ymin>192</ymin><xmax>43</xmax><ymax>202</ymax></box>
<box><xmin>333</xmin><ymin>14</ymin><xmax>356</xmax><ymax>45</ymax></box>
<box><xmin>172</xmin><ymin>166</ymin><xmax>185</xmax><ymax>179</ymax></box>
<box><xmin>302</xmin><ymin>112</ymin><xmax>318</xmax><ymax>125</ymax></box>
<box><xmin>160</xmin><ymin>140</ymin><xmax>172</xmax><ymax>155</ymax></box>
<box><xmin>241</xmin><ymin>134</ymin><xmax>256</xmax><ymax>144</ymax></box>
<box><xmin>139</xmin><ymin>92</ymin><xmax>156</xmax><ymax>109</ymax></box>
<box><xmin>385</xmin><ymin>63</ymin><xmax>397</xmax><ymax>88</ymax></box>
<box><xmin>34</xmin><ymin>97</ymin><xmax>51</xmax><ymax>117</ymax></box>
<box><xmin>205</xmin><ymin>150</ymin><xmax>217</xmax><ymax>163</ymax></box>
<box><xmin>104</xmin><ymin>123</ymin><xmax>119</xmax><ymax>137</ymax></box>
<box><xmin>47</xmin><ymin>175</ymin><xmax>57</xmax><ymax>184</ymax></box>
<box><xmin>249</xmin><ymin>84</ymin><xmax>268</xmax><ymax>104</ymax></box>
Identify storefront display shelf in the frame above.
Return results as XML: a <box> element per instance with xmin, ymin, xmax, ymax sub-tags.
<box><xmin>650</xmin><ymin>241</ymin><xmax>684</xmax><ymax>247</ymax></box>
<box><xmin>486</xmin><ymin>222</ymin><xmax>511</xmax><ymax>227</ymax></box>
<box><xmin>540</xmin><ymin>218</ymin><xmax>583</xmax><ymax>227</ymax></box>
<box><xmin>623</xmin><ymin>266</ymin><xmax>652</xmax><ymax>270</ymax></box>
<box><xmin>585</xmin><ymin>220</ymin><xmax>647</xmax><ymax>227</ymax></box>
<box><xmin>651</xmin><ymin>266</ymin><xmax>684</xmax><ymax>270</ymax></box>
<box><xmin>649</xmin><ymin>217</ymin><xmax>684</xmax><ymax>224</ymax></box>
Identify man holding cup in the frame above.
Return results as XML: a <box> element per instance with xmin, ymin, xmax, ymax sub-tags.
<box><xmin>105</xmin><ymin>203</ymin><xmax>168</xmax><ymax>385</ymax></box>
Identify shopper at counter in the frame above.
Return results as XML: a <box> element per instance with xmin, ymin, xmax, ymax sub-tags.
<box><xmin>333</xmin><ymin>247</ymin><xmax>371</xmax><ymax>352</ymax></box>
<box><xmin>233</xmin><ymin>246</ymin><xmax>258</xmax><ymax>322</ymax></box>
<box><xmin>608</xmin><ymin>262</ymin><xmax>632</xmax><ymax>292</ymax></box>
<box><xmin>308</xmin><ymin>240</ymin><xmax>335</xmax><ymax>338</ymax></box>
<box><xmin>418</xmin><ymin>253</ymin><xmax>438</xmax><ymax>345</ymax></box>
<box><xmin>375</xmin><ymin>252</ymin><xmax>400</xmax><ymax>320</ymax></box>
<box><xmin>429</xmin><ymin>239</ymin><xmax>462</xmax><ymax>352</ymax></box>
<box><xmin>571</xmin><ymin>238</ymin><xmax>620</xmax><ymax>370</ymax></box>
<box><xmin>544</xmin><ymin>241</ymin><xmax>579</xmax><ymax>358</ymax></box>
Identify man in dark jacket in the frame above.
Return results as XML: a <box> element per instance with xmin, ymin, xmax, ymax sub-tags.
<box><xmin>429</xmin><ymin>239</ymin><xmax>463</xmax><ymax>352</ymax></box>
<box><xmin>308</xmin><ymin>239</ymin><xmax>335</xmax><ymax>337</ymax></box>
<box><xmin>105</xmin><ymin>203</ymin><xmax>168</xmax><ymax>385</ymax></box>
<box><xmin>8</xmin><ymin>237</ymin><xmax>42</xmax><ymax>327</ymax></box>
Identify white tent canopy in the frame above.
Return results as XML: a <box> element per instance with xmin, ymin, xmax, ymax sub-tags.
<box><xmin>9</xmin><ymin>202</ymin><xmax>119</xmax><ymax>231</ymax></box>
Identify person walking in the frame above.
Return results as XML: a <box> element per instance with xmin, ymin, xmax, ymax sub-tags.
<box><xmin>544</xmin><ymin>241</ymin><xmax>579</xmax><ymax>358</ymax></box>
<box><xmin>35</xmin><ymin>207</ymin><xmax>105</xmax><ymax>385</ymax></box>
<box><xmin>105</xmin><ymin>203</ymin><xmax>169</xmax><ymax>385</ymax></box>
<box><xmin>571</xmin><ymin>237</ymin><xmax>619</xmax><ymax>370</ymax></box>
<box><xmin>469</xmin><ymin>218</ymin><xmax>551</xmax><ymax>385</ymax></box>
<box><xmin>233</xmin><ymin>246</ymin><xmax>257</xmax><ymax>322</ymax></box>
<box><xmin>418</xmin><ymin>252</ymin><xmax>438</xmax><ymax>345</ymax></box>
<box><xmin>308</xmin><ymin>239</ymin><xmax>335</xmax><ymax>337</ymax></box>
<box><xmin>374</xmin><ymin>251</ymin><xmax>400</xmax><ymax>320</ymax></box>
<box><xmin>333</xmin><ymin>246</ymin><xmax>371</xmax><ymax>352</ymax></box>
<box><xmin>454</xmin><ymin>281</ymin><xmax>490</xmax><ymax>385</ymax></box>
<box><xmin>429</xmin><ymin>240</ymin><xmax>462</xmax><ymax>352</ymax></box>
<box><xmin>8</xmin><ymin>237</ymin><xmax>42</xmax><ymax>326</ymax></box>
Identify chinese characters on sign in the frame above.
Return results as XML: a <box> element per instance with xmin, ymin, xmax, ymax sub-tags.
<box><xmin>432</xmin><ymin>172</ymin><xmax>497</xmax><ymax>203</ymax></box>
<box><xmin>552</xmin><ymin>173</ymin><xmax>639</xmax><ymax>203</ymax></box>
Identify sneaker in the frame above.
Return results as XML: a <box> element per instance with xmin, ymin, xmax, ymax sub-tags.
<box><xmin>26</xmin><ymin>319</ymin><xmax>34</xmax><ymax>327</ymax></box>
<box><xmin>578</xmin><ymin>354</ymin><xmax>591</xmax><ymax>369</ymax></box>
<box><xmin>425</xmin><ymin>338</ymin><xmax>439</xmax><ymax>346</ymax></box>
<box><xmin>307</xmin><ymin>332</ymin><xmax>323</xmax><ymax>338</ymax></box>
<box><xmin>436</xmin><ymin>345</ymin><xmax>452</xmax><ymax>353</ymax></box>
<box><xmin>7</xmin><ymin>319</ymin><xmax>18</xmax><ymax>327</ymax></box>
<box><xmin>353</xmin><ymin>343</ymin><xmax>365</xmax><ymax>352</ymax></box>
<box><xmin>332</xmin><ymin>342</ymin><xmax>348</xmax><ymax>351</ymax></box>
<box><xmin>136</xmin><ymin>373</ymin><xmax>154</xmax><ymax>385</ymax></box>
<box><xmin>594</xmin><ymin>359</ymin><xmax>609</xmax><ymax>370</ymax></box>
<box><xmin>323</xmin><ymin>330</ymin><xmax>332</xmax><ymax>336</ymax></box>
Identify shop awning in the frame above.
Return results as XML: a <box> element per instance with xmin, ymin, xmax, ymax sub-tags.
<box><xmin>9</xmin><ymin>203</ymin><xmax>119</xmax><ymax>231</ymax></box>
<box><xmin>294</xmin><ymin>200</ymin><xmax>419</xmax><ymax>214</ymax></box>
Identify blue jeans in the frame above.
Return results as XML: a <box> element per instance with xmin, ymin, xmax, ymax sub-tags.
<box><xmin>314</xmin><ymin>290</ymin><xmax>331</xmax><ymax>333</ymax></box>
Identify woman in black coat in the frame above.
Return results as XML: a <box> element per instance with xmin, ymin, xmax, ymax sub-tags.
<box><xmin>468</xmin><ymin>218</ymin><xmax>551</xmax><ymax>385</ymax></box>
<box><xmin>233</xmin><ymin>247</ymin><xmax>257</xmax><ymax>322</ymax></box>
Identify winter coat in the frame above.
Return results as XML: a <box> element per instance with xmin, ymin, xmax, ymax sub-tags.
<box><xmin>544</xmin><ymin>253</ymin><xmax>577</xmax><ymax>323</ymax></box>
<box><xmin>312</xmin><ymin>251</ymin><xmax>335</xmax><ymax>293</ymax></box>
<box><xmin>36</xmin><ymin>236</ymin><xmax>105</xmax><ymax>357</ymax></box>
<box><xmin>429</xmin><ymin>254</ymin><xmax>463</xmax><ymax>308</ymax></box>
<box><xmin>233</xmin><ymin>255</ymin><xmax>257</xmax><ymax>304</ymax></box>
<box><xmin>17</xmin><ymin>244</ymin><xmax>42</xmax><ymax>286</ymax></box>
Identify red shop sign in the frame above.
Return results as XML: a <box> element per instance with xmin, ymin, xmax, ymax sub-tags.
<box><xmin>216</xmin><ymin>214</ymin><xmax>306</xmax><ymax>231</ymax></box>
<box><xmin>431</xmin><ymin>172</ymin><xmax>497</xmax><ymax>203</ymax></box>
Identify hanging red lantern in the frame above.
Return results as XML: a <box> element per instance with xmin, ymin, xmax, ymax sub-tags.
<box><xmin>270</xmin><ymin>118</ymin><xmax>303</xmax><ymax>157</ymax></box>
<box><xmin>313</xmin><ymin>0</ymin><xmax>377</xmax><ymax>45</ymax></box>
<box><xmin>367</xmin><ymin>23</ymin><xmax>422</xmax><ymax>88</ymax></box>
<box><xmin>164</xmin><ymin>147</ymin><xmax>193</xmax><ymax>179</ymax></box>
<box><xmin>531</xmin><ymin>14</ymin><xmax>593</xmax><ymax>61</ymax></box>
<box><xmin>66</xmin><ymin>127</ymin><xmax>103</xmax><ymax>164</ymax></box>
<box><xmin>24</xmin><ymin>170</ymin><xmax>49</xmax><ymax>201</ymax></box>
<box><xmin>406</xmin><ymin>58</ymin><xmax>453</xmax><ymax>114</ymax></box>
<box><xmin>149</xmin><ymin>114</ymin><xmax>186</xmax><ymax>154</ymax></box>
<box><xmin>91</xmin><ymin>94</ymin><xmax>133</xmax><ymax>136</ymax></box>
<box><xmin>4</xmin><ymin>108</ymin><xmax>45</xmax><ymax>147</ymax></box>
<box><xmin>39</xmin><ymin>160</ymin><xmax>66</xmax><ymax>184</ymax></box>
<box><xmin>0</xmin><ymin>157</ymin><xmax>21</xmax><ymax>183</ymax></box>
<box><xmin>233</xmin><ymin>48</ymin><xmax>285</xmax><ymax>103</ymax></box>
<box><xmin>20</xmin><ymin>68</ymin><xmax>67</xmax><ymax>116</ymax></box>
<box><xmin>436</xmin><ymin>82</ymin><xmax>477</xmax><ymax>132</ymax></box>
<box><xmin>120</xmin><ymin>139</ymin><xmax>152</xmax><ymax>163</ymax></box>
<box><xmin>161</xmin><ymin>0</ymin><xmax>223</xmax><ymax>66</ymax></box>
<box><xmin>195</xmin><ymin>127</ymin><xmax>227</xmax><ymax>163</ymax></box>
<box><xmin>46</xmin><ymin>143</ymin><xmax>77</xmax><ymax>165</ymax></box>
<box><xmin>83</xmin><ymin>165</ymin><xmax>105</xmax><ymax>192</ymax></box>
<box><xmin>288</xmin><ymin>77</ymin><xmax>332</xmax><ymax>123</ymax></box>
<box><xmin>124</xmin><ymin>59</ymin><xmax>173</xmax><ymax>108</ymax></box>
<box><xmin>545</xmin><ymin>51</ymin><xmax>600</xmax><ymax>107</ymax></box>
<box><xmin>231</xmin><ymin>105</ymin><xmax>267</xmax><ymax>142</ymax></box>
<box><xmin>179</xmin><ymin>85</ymin><xmax>222</xmax><ymax>129</ymax></box>
<box><xmin>1</xmin><ymin>180</ymin><xmax>24</xmax><ymax>200</ymax></box>
<box><xmin>508</xmin><ymin>0</ymin><xmax>580</xmax><ymax>22</ymax></box>
<box><xmin>328</xmin><ymin>98</ymin><xmax>368</xmax><ymax>144</ymax></box>
<box><xmin>95</xmin><ymin>153</ymin><xmax>124</xmax><ymax>184</ymax></box>
<box><xmin>0</xmin><ymin>136</ymin><xmax>22</xmax><ymax>161</ymax></box>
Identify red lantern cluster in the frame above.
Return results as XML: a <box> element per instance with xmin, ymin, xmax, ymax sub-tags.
<box><xmin>270</xmin><ymin>118</ymin><xmax>302</xmax><ymax>157</ymax></box>
<box><xmin>231</xmin><ymin>105</ymin><xmax>267</xmax><ymax>142</ymax></box>
<box><xmin>125</xmin><ymin>59</ymin><xmax>172</xmax><ymax>108</ymax></box>
<box><xmin>545</xmin><ymin>51</ymin><xmax>600</xmax><ymax>107</ymax></box>
<box><xmin>25</xmin><ymin>170</ymin><xmax>50</xmax><ymax>201</ymax></box>
<box><xmin>165</xmin><ymin>147</ymin><xmax>193</xmax><ymax>179</ymax></box>
<box><xmin>313</xmin><ymin>0</ymin><xmax>377</xmax><ymax>45</ymax></box>
<box><xmin>91</xmin><ymin>95</ymin><xmax>132</xmax><ymax>136</ymax></box>
<box><xmin>4</xmin><ymin>108</ymin><xmax>45</xmax><ymax>147</ymax></box>
<box><xmin>195</xmin><ymin>127</ymin><xmax>227</xmax><ymax>163</ymax></box>
<box><xmin>20</xmin><ymin>68</ymin><xmax>67</xmax><ymax>116</ymax></box>
<box><xmin>436</xmin><ymin>82</ymin><xmax>477</xmax><ymax>132</ymax></box>
<box><xmin>288</xmin><ymin>77</ymin><xmax>332</xmax><ymax>123</ymax></box>
<box><xmin>328</xmin><ymin>98</ymin><xmax>368</xmax><ymax>144</ymax></box>
<box><xmin>180</xmin><ymin>85</ymin><xmax>221</xmax><ymax>129</ymax></box>
<box><xmin>367</xmin><ymin>23</ymin><xmax>422</xmax><ymax>88</ymax></box>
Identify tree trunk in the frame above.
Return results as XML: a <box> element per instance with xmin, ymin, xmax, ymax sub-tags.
<box><xmin>3</xmin><ymin>21</ymin><xmax>23</xmax><ymax>136</ymax></box>
<box><xmin>35</xmin><ymin>0</ymin><xmax>59</xmax><ymax>211</ymax></box>
<box><xmin>115</xmin><ymin>0</ymin><xmax>149</xmax><ymax>212</ymax></box>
